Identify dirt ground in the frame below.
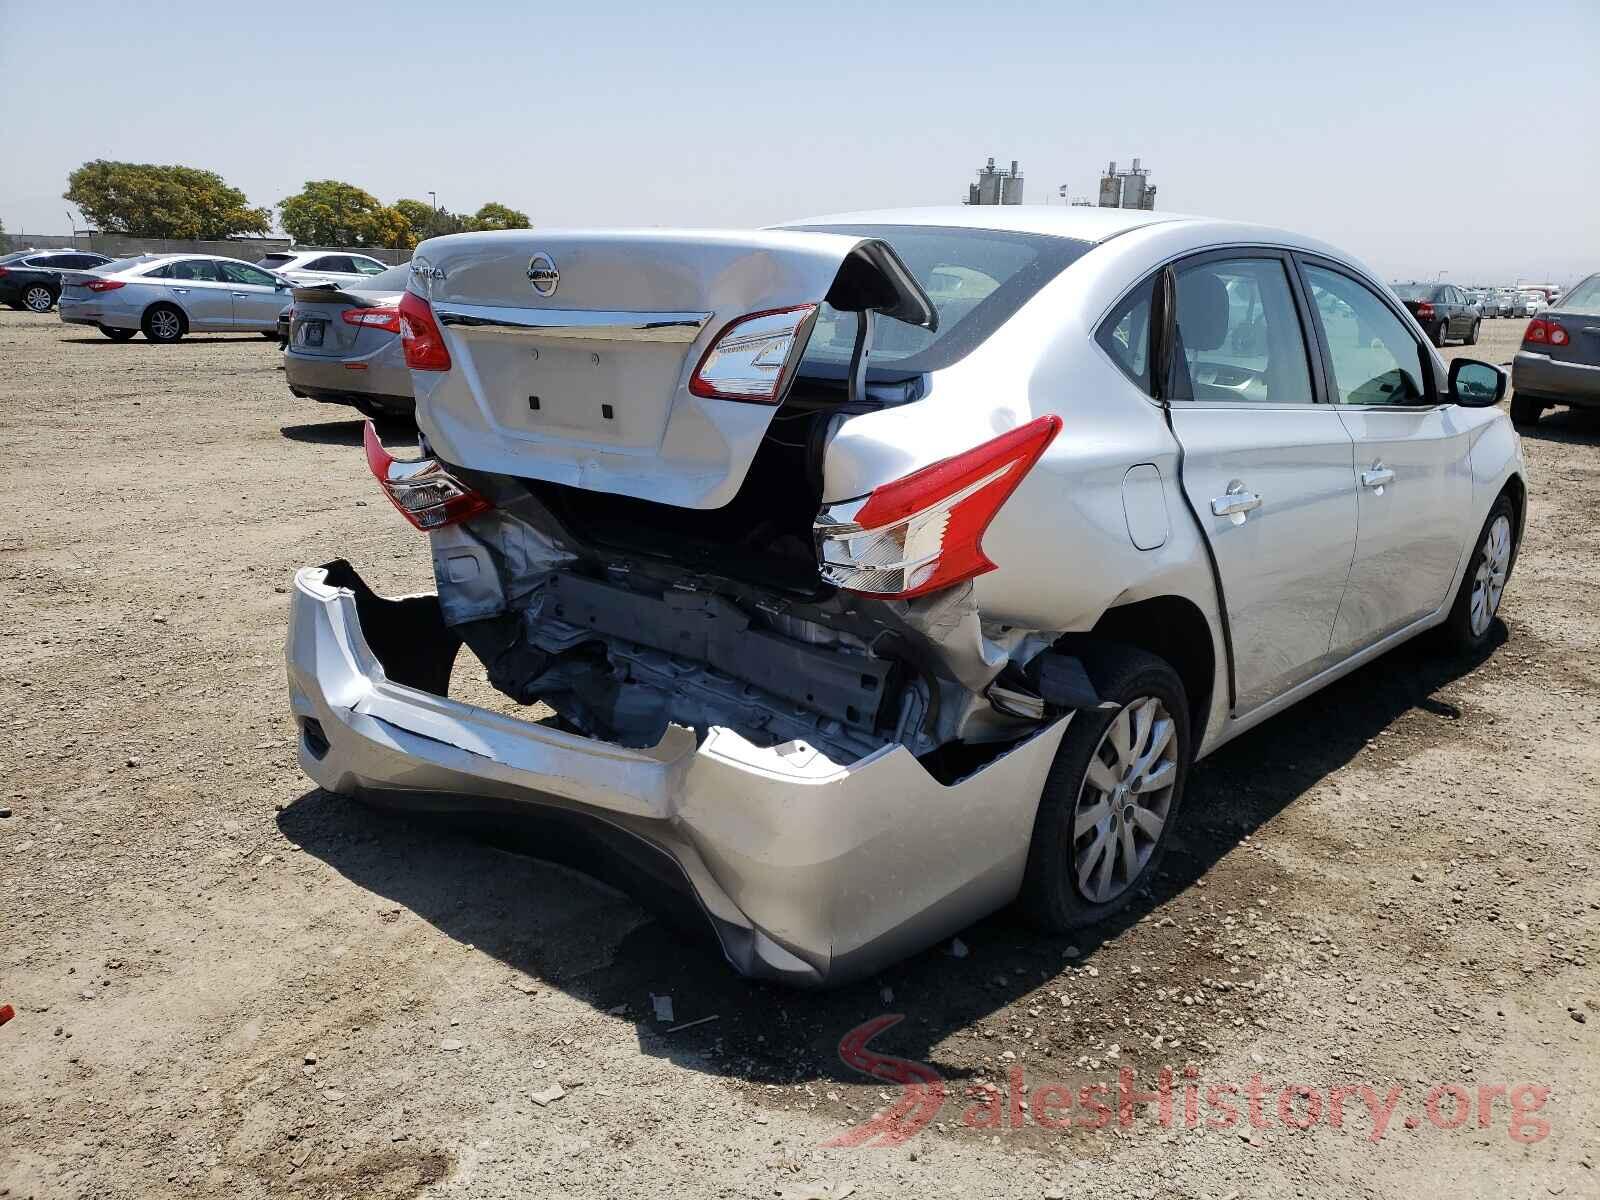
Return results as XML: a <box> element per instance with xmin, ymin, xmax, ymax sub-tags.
<box><xmin>0</xmin><ymin>309</ymin><xmax>1595</xmax><ymax>1200</ymax></box>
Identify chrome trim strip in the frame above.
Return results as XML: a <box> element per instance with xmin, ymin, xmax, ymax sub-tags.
<box><xmin>434</xmin><ymin>302</ymin><xmax>712</xmax><ymax>344</ymax></box>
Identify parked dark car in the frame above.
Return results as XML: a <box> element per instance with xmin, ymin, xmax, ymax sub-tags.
<box><xmin>1511</xmin><ymin>271</ymin><xmax>1600</xmax><ymax>426</ymax></box>
<box><xmin>1391</xmin><ymin>283</ymin><xmax>1481</xmax><ymax>347</ymax></box>
<box><xmin>0</xmin><ymin>249</ymin><xmax>114</xmax><ymax>312</ymax></box>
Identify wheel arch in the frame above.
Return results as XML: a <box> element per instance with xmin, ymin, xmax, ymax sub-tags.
<box><xmin>1061</xmin><ymin>593</ymin><xmax>1218</xmax><ymax>750</ymax></box>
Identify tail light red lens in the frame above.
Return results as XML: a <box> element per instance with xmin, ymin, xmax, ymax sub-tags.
<box><xmin>689</xmin><ymin>304</ymin><xmax>819</xmax><ymax>402</ymax></box>
<box><xmin>342</xmin><ymin>306</ymin><xmax>402</xmax><ymax>334</ymax></box>
<box><xmin>86</xmin><ymin>279</ymin><xmax>125</xmax><ymax>293</ymax></box>
<box><xmin>0</xmin><ymin>267</ymin><xmax>9</xmax><ymax>277</ymax></box>
<box><xmin>1548</xmin><ymin>322</ymin><xmax>1570</xmax><ymax>347</ymax></box>
<box><xmin>362</xmin><ymin>421</ymin><xmax>491</xmax><ymax>531</ymax></box>
<box><xmin>1415</xmin><ymin>301</ymin><xmax>1435</xmax><ymax>320</ymax></box>
<box><xmin>814</xmin><ymin>415</ymin><xmax>1062</xmax><ymax>599</ymax></box>
<box><xmin>398</xmin><ymin>290</ymin><xmax>451</xmax><ymax>371</ymax></box>
<box><xmin>1523</xmin><ymin>318</ymin><xmax>1569</xmax><ymax>346</ymax></box>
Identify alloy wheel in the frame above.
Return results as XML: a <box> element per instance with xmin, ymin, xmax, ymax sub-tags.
<box><xmin>1071</xmin><ymin>696</ymin><xmax>1178</xmax><ymax>904</ymax></box>
<box><xmin>150</xmin><ymin>310</ymin><xmax>181</xmax><ymax>340</ymax></box>
<box><xmin>1469</xmin><ymin>514</ymin><xmax>1512</xmax><ymax>637</ymax></box>
<box><xmin>24</xmin><ymin>286</ymin><xmax>53</xmax><ymax>312</ymax></box>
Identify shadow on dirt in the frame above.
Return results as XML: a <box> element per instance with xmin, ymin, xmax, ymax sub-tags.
<box><xmin>57</xmin><ymin>334</ymin><xmax>273</xmax><ymax>346</ymax></box>
<box><xmin>1512</xmin><ymin>403</ymin><xmax>1600</xmax><ymax>445</ymax></box>
<box><xmin>279</xmin><ymin>625</ymin><xmax>1503</xmax><ymax>1088</ymax></box>
<box><xmin>280</xmin><ymin>418</ymin><xmax>413</xmax><ymax>446</ymax></box>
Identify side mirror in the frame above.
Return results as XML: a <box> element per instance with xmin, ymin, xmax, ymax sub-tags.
<box><xmin>1449</xmin><ymin>358</ymin><xmax>1506</xmax><ymax>408</ymax></box>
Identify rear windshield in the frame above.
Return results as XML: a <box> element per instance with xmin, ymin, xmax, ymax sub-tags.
<box><xmin>789</xmin><ymin>224</ymin><xmax>1092</xmax><ymax>378</ymax></box>
<box><xmin>1391</xmin><ymin>284</ymin><xmax>1444</xmax><ymax>301</ymax></box>
<box><xmin>1557</xmin><ymin>274</ymin><xmax>1600</xmax><ymax>315</ymax></box>
<box><xmin>0</xmin><ymin>250</ymin><xmax>34</xmax><ymax>264</ymax></box>
<box><xmin>96</xmin><ymin>257</ymin><xmax>155</xmax><ymax>274</ymax></box>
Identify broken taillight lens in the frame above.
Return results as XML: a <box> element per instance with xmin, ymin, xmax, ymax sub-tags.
<box><xmin>362</xmin><ymin>420</ymin><xmax>491</xmax><ymax>530</ymax></box>
<box><xmin>689</xmin><ymin>304</ymin><xmax>819</xmax><ymax>402</ymax></box>
<box><xmin>814</xmin><ymin>415</ymin><xmax>1061</xmax><ymax>599</ymax></box>
<box><xmin>398</xmin><ymin>289</ymin><xmax>451</xmax><ymax>371</ymax></box>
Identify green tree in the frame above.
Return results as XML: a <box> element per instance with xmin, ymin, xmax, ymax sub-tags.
<box><xmin>468</xmin><ymin>202</ymin><xmax>530</xmax><ymax>231</ymax></box>
<box><xmin>64</xmin><ymin>160</ymin><xmax>270</xmax><ymax>238</ymax></box>
<box><xmin>278</xmin><ymin>180</ymin><xmax>412</xmax><ymax>247</ymax></box>
<box><xmin>394</xmin><ymin>198</ymin><xmax>468</xmax><ymax>242</ymax></box>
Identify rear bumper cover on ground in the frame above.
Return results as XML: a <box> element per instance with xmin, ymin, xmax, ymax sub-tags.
<box><xmin>1513</xmin><ymin>350</ymin><xmax>1600</xmax><ymax>407</ymax></box>
<box><xmin>286</xmin><ymin>563</ymin><xmax>1070</xmax><ymax>985</ymax></box>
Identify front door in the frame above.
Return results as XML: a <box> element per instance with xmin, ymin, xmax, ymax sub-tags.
<box><xmin>217</xmin><ymin>261</ymin><xmax>289</xmax><ymax>331</ymax></box>
<box><xmin>1297</xmin><ymin>260</ymin><xmax>1475</xmax><ymax>651</ymax></box>
<box><xmin>1163</xmin><ymin>251</ymin><xmax>1359</xmax><ymax>712</ymax></box>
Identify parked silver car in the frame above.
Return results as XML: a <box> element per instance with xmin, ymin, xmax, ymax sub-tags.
<box><xmin>257</xmin><ymin>250</ymin><xmax>392</xmax><ymax>286</ymax></box>
<box><xmin>58</xmin><ymin>253</ymin><xmax>293</xmax><ymax>342</ymax></box>
<box><xmin>284</xmin><ymin>264</ymin><xmax>414</xmax><ymax>419</ymax></box>
<box><xmin>286</xmin><ymin>208</ymin><xmax>1526</xmax><ymax>986</ymax></box>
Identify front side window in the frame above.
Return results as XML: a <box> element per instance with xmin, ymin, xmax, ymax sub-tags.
<box><xmin>1302</xmin><ymin>264</ymin><xmax>1427</xmax><ymax>406</ymax></box>
<box><xmin>218</xmin><ymin>262</ymin><xmax>277</xmax><ymax>287</ymax></box>
<box><xmin>1170</xmin><ymin>257</ymin><xmax>1314</xmax><ymax>404</ymax></box>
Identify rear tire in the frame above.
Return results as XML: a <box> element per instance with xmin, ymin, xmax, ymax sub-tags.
<box><xmin>23</xmin><ymin>285</ymin><xmax>56</xmax><ymax>313</ymax></box>
<box><xmin>1466</xmin><ymin>319</ymin><xmax>1480</xmax><ymax>346</ymax></box>
<box><xmin>1509</xmin><ymin>394</ymin><xmax>1544</xmax><ymax>427</ymax></box>
<box><xmin>142</xmin><ymin>304</ymin><xmax>185</xmax><ymax>343</ymax></box>
<box><xmin>1431</xmin><ymin>320</ymin><xmax>1449</xmax><ymax>348</ymax></box>
<box><xmin>1438</xmin><ymin>495</ymin><xmax>1515</xmax><ymax>654</ymax></box>
<box><xmin>98</xmin><ymin>325</ymin><xmax>137</xmax><ymax>341</ymax></box>
<box><xmin>1019</xmin><ymin>645</ymin><xmax>1191</xmax><ymax>932</ymax></box>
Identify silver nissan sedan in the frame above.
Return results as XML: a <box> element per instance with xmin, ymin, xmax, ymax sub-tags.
<box><xmin>286</xmin><ymin>207</ymin><xmax>1526</xmax><ymax>986</ymax></box>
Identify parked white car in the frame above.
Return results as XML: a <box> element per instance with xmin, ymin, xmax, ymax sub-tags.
<box><xmin>58</xmin><ymin>253</ymin><xmax>293</xmax><ymax>341</ymax></box>
<box><xmin>257</xmin><ymin>250</ymin><xmax>392</xmax><ymax>286</ymax></box>
<box><xmin>287</xmin><ymin>207</ymin><xmax>1527</xmax><ymax>985</ymax></box>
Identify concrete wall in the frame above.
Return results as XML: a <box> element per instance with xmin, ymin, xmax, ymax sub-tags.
<box><xmin>4</xmin><ymin>233</ymin><xmax>412</xmax><ymax>265</ymax></box>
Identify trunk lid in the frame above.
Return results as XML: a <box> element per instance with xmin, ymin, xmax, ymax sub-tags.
<box><xmin>407</xmin><ymin>229</ymin><xmax>933</xmax><ymax>510</ymax></box>
<box><xmin>289</xmin><ymin>282</ymin><xmax>403</xmax><ymax>357</ymax></box>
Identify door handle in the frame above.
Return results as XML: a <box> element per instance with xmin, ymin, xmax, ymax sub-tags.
<box><xmin>1211</xmin><ymin>481</ymin><xmax>1262</xmax><ymax>525</ymax></box>
<box><xmin>172</xmin><ymin>287</ymin><xmax>189</xmax><ymax>294</ymax></box>
<box><xmin>1361</xmin><ymin>464</ymin><xmax>1396</xmax><ymax>494</ymax></box>
<box><xmin>230</xmin><ymin>291</ymin><xmax>247</xmax><ymax>298</ymax></box>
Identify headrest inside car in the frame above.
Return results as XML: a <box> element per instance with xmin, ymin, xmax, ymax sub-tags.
<box><xmin>1177</xmin><ymin>271</ymin><xmax>1230</xmax><ymax>352</ymax></box>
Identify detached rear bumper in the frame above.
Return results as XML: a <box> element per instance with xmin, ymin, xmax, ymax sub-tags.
<box><xmin>286</xmin><ymin>564</ymin><xmax>1069</xmax><ymax>986</ymax></box>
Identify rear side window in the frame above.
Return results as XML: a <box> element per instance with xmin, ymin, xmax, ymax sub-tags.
<box><xmin>791</xmin><ymin>224</ymin><xmax>1091</xmax><ymax>379</ymax></box>
<box><xmin>353</xmin><ymin>257</ymin><xmax>388</xmax><ymax>275</ymax></box>
<box><xmin>1170</xmin><ymin>258</ymin><xmax>1314</xmax><ymax>404</ymax></box>
<box><xmin>309</xmin><ymin>255</ymin><xmax>355</xmax><ymax>272</ymax></box>
<box><xmin>1096</xmin><ymin>276</ymin><xmax>1155</xmax><ymax>394</ymax></box>
<box><xmin>1557</xmin><ymin>274</ymin><xmax>1600</xmax><ymax>314</ymax></box>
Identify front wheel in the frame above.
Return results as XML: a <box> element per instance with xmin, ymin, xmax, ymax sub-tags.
<box><xmin>98</xmin><ymin>325</ymin><xmax>137</xmax><ymax>341</ymax></box>
<box><xmin>1438</xmin><ymin>495</ymin><xmax>1516</xmax><ymax>654</ymax></box>
<box><xmin>1019</xmin><ymin>646</ymin><xmax>1191</xmax><ymax>931</ymax></box>
<box><xmin>23</xmin><ymin>285</ymin><xmax>55</xmax><ymax>313</ymax></box>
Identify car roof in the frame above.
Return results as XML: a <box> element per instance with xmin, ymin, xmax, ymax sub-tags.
<box><xmin>779</xmin><ymin>205</ymin><xmax>1362</xmax><ymax>262</ymax></box>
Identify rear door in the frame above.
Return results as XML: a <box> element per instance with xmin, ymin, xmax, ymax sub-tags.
<box><xmin>1297</xmin><ymin>257</ymin><xmax>1474</xmax><ymax>651</ymax></box>
<box><xmin>1160</xmin><ymin>249</ymin><xmax>1359</xmax><ymax>712</ymax></box>
<box><xmin>157</xmin><ymin>259</ymin><xmax>233</xmax><ymax>329</ymax></box>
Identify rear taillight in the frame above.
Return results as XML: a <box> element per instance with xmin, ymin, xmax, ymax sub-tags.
<box><xmin>1415</xmin><ymin>301</ymin><xmax>1435</xmax><ymax>320</ymax></box>
<box><xmin>0</xmin><ymin>267</ymin><xmax>9</xmax><ymax>277</ymax></box>
<box><xmin>1524</xmin><ymin>318</ymin><xmax>1569</xmax><ymax>347</ymax></box>
<box><xmin>815</xmin><ymin>415</ymin><xmax>1062</xmax><ymax>599</ymax></box>
<box><xmin>86</xmin><ymin>279</ymin><xmax>125</xmax><ymax>293</ymax></box>
<box><xmin>343</xmin><ymin>306</ymin><xmax>402</xmax><ymax>334</ymax></box>
<box><xmin>362</xmin><ymin>421</ymin><xmax>491</xmax><ymax>530</ymax></box>
<box><xmin>398</xmin><ymin>290</ymin><xmax>451</xmax><ymax>371</ymax></box>
<box><xmin>689</xmin><ymin>304</ymin><xmax>819</xmax><ymax>403</ymax></box>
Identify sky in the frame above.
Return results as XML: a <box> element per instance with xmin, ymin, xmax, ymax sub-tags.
<box><xmin>2</xmin><ymin>0</ymin><xmax>1596</xmax><ymax>285</ymax></box>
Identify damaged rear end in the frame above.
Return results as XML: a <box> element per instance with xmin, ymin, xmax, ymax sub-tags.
<box><xmin>288</xmin><ymin>228</ymin><xmax>1083</xmax><ymax>984</ymax></box>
